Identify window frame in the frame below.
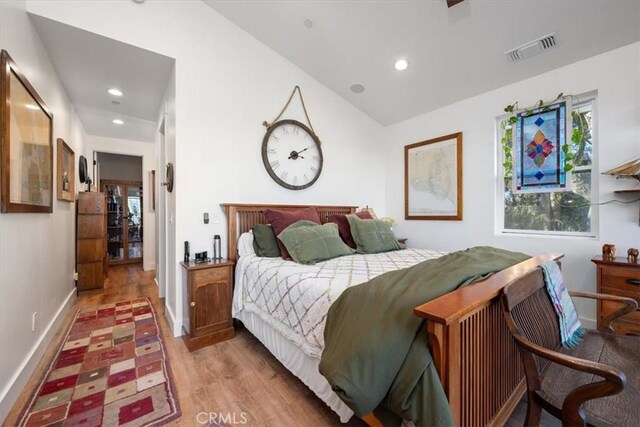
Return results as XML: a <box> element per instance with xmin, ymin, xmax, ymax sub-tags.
<box><xmin>495</xmin><ymin>92</ymin><xmax>599</xmax><ymax>238</ymax></box>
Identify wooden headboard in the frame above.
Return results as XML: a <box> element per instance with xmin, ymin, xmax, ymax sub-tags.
<box><xmin>220</xmin><ymin>203</ymin><xmax>357</xmax><ymax>262</ymax></box>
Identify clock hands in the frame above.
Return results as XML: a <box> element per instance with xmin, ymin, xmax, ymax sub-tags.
<box><xmin>287</xmin><ymin>146</ymin><xmax>313</xmax><ymax>160</ymax></box>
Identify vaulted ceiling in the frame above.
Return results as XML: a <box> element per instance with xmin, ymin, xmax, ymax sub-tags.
<box><xmin>205</xmin><ymin>0</ymin><xmax>640</xmax><ymax>125</ymax></box>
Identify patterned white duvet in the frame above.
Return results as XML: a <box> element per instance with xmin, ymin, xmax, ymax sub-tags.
<box><xmin>233</xmin><ymin>248</ymin><xmax>447</xmax><ymax>359</ymax></box>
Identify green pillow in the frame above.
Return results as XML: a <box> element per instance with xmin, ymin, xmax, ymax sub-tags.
<box><xmin>252</xmin><ymin>224</ymin><xmax>281</xmax><ymax>257</ymax></box>
<box><xmin>277</xmin><ymin>221</ymin><xmax>355</xmax><ymax>265</ymax></box>
<box><xmin>346</xmin><ymin>215</ymin><xmax>405</xmax><ymax>254</ymax></box>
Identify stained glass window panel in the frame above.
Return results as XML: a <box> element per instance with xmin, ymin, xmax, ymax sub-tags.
<box><xmin>513</xmin><ymin>101</ymin><xmax>570</xmax><ymax>193</ymax></box>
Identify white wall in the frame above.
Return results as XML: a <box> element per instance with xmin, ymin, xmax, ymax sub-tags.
<box><xmin>85</xmin><ymin>135</ymin><xmax>157</xmax><ymax>272</ymax></box>
<box><xmin>97</xmin><ymin>152</ymin><xmax>143</xmax><ymax>182</ymax></box>
<box><xmin>385</xmin><ymin>42</ymin><xmax>640</xmax><ymax>324</ymax></box>
<box><xmin>26</xmin><ymin>0</ymin><xmax>387</xmax><ymax>336</ymax></box>
<box><xmin>0</xmin><ymin>1</ymin><xmax>87</xmax><ymax>420</ymax></box>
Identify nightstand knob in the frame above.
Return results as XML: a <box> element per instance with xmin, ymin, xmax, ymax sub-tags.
<box><xmin>190</xmin><ymin>301</ymin><xmax>196</xmax><ymax>307</ymax></box>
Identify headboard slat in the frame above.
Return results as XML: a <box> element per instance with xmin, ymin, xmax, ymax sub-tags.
<box><xmin>221</xmin><ymin>203</ymin><xmax>358</xmax><ymax>262</ymax></box>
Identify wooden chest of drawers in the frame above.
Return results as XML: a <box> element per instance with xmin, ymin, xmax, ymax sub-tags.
<box><xmin>77</xmin><ymin>192</ymin><xmax>106</xmax><ymax>292</ymax></box>
<box><xmin>180</xmin><ymin>259</ymin><xmax>234</xmax><ymax>351</ymax></box>
<box><xmin>592</xmin><ymin>256</ymin><xmax>640</xmax><ymax>334</ymax></box>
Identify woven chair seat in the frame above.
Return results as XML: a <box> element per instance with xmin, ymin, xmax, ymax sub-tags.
<box><xmin>539</xmin><ymin>329</ymin><xmax>640</xmax><ymax>426</ymax></box>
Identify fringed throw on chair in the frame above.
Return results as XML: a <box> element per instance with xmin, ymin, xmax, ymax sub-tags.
<box><xmin>541</xmin><ymin>261</ymin><xmax>585</xmax><ymax>348</ymax></box>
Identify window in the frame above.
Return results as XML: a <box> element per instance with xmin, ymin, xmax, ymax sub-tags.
<box><xmin>497</xmin><ymin>94</ymin><xmax>597</xmax><ymax>236</ymax></box>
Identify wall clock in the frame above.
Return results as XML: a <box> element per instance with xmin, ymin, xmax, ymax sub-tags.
<box><xmin>78</xmin><ymin>155</ymin><xmax>88</xmax><ymax>184</ymax></box>
<box><xmin>262</xmin><ymin>119</ymin><xmax>323</xmax><ymax>190</ymax></box>
<box><xmin>161</xmin><ymin>162</ymin><xmax>174</xmax><ymax>192</ymax></box>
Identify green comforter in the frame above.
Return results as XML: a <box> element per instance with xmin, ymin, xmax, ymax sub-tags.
<box><xmin>319</xmin><ymin>246</ymin><xmax>529</xmax><ymax>426</ymax></box>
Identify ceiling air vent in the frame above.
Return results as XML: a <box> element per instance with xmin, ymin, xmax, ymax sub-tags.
<box><xmin>505</xmin><ymin>33</ymin><xmax>557</xmax><ymax>62</ymax></box>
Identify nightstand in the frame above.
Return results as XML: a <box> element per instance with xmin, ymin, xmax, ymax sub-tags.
<box><xmin>591</xmin><ymin>256</ymin><xmax>640</xmax><ymax>335</ymax></box>
<box><xmin>180</xmin><ymin>259</ymin><xmax>235</xmax><ymax>351</ymax></box>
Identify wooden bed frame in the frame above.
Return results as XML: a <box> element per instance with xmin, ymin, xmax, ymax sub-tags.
<box><xmin>221</xmin><ymin>203</ymin><xmax>562</xmax><ymax>426</ymax></box>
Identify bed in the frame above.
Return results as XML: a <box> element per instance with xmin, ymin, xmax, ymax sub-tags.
<box><xmin>222</xmin><ymin>203</ymin><xmax>562</xmax><ymax>426</ymax></box>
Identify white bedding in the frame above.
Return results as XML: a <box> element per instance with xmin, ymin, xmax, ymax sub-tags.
<box><xmin>233</xmin><ymin>241</ymin><xmax>446</xmax><ymax>422</ymax></box>
<box><xmin>233</xmin><ymin>246</ymin><xmax>447</xmax><ymax>359</ymax></box>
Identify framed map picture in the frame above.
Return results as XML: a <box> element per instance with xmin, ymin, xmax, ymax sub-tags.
<box><xmin>405</xmin><ymin>132</ymin><xmax>462</xmax><ymax>220</ymax></box>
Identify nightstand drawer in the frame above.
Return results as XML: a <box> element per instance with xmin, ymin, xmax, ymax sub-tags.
<box><xmin>601</xmin><ymin>298</ymin><xmax>640</xmax><ymax>324</ymax></box>
<box><xmin>601</xmin><ymin>266</ymin><xmax>640</xmax><ymax>293</ymax></box>
<box><xmin>193</xmin><ymin>266</ymin><xmax>230</xmax><ymax>285</ymax></box>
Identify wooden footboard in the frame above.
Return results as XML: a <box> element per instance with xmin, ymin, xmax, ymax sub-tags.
<box><xmin>414</xmin><ymin>253</ymin><xmax>563</xmax><ymax>426</ymax></box>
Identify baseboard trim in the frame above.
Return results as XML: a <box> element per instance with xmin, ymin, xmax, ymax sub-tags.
<box><xmin>164</xmin><ymin>302</ymin><xmax>182</xmax><ymax>337</ymax></box>
<box><xmin>0</xmin><ymin>288</ymin><xmax>76</xmax><ymax>422</ymax></box>
<box><xmin>580</xmin><ymin>316</ymin><xmax>597</xmax><ymax>330</ymax></box>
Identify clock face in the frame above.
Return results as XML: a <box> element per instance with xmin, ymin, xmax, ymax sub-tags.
<box><xmin>262</xmin><ymin>119</ymin><xmax>323</xmax><ymax>190</ymax></box>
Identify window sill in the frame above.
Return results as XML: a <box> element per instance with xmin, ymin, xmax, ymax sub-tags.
<box><xmin>498</xmin><ymin>229</ymin><xmax>597</xmax><ymax>239</ymax></box>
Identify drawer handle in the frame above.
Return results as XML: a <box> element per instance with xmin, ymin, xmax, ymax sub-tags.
<box><xmin>190</xmin><ymin>301</ymin><xmax>196</xmax><ymax>307</ymax></box>
<box><xmin>627</xmin><ymin>279</ymin><xmax>640</xmax><ymax>286</ymax></box>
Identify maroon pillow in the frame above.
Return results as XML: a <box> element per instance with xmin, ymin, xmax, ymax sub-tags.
<box><xmin>263</xmin><ymin>207</ymin><xmax>322</xmax><ymax>259</ymax></box>
<box><xmin>328</xmin><ymin>211</ymin><xmax>373</xmax><ymax>249</ymax></box>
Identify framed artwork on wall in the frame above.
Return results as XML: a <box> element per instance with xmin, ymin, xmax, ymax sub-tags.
<box><xmin>56</xmin><ymin>138</ymin><xmax>75</xmax><ymax>202</ymax></box>
<box><xmin>0</xmin><ymin>50</ymin><xmax>53</xmax><ymax>213</ymax></box>
<box><xmin>404</xmin><ymin>132</ymin><xmax>463</xmax><ymax>220</ymax></box>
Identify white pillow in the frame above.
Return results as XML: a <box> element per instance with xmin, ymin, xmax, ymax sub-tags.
<box><xmin>237</xmin><ymin>231</ymin><xmax>256</xmax><ymax>257</ymax></box>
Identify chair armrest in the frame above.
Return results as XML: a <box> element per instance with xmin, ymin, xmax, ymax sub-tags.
<box><xmin>511</xmin><ymin>331</ymin><xmax>627</xmax><ymax>425</ymax></box>
<box><xmin>511</xmin><ymin>331</ymin><xmax>625</xmax><ymax>383</ymax></box>
<box><xmin>569</xmin><ymin>291</ymin><xmax>638</xmax><ymax>332</ymax></box>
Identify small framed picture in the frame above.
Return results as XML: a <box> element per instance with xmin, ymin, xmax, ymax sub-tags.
<box><xmin>405</xmin><ymin>132</ymin><xmax>463</xmax><ymax>220</ymax></box>
<box><xmin>57</xmin><ymin>138</ymin><xmax>75</xmax><ymax>202</ymax></box>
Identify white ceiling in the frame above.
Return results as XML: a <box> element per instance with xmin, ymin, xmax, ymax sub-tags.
<box><xmin>205</xmin><ymin>0</ymin><xmax>640</xmax><ymax>125</ymax></box>
<box><xmin>30</xmin><ymin>14</ymin><xmax>175</xmax><ymax>142</ymax></box>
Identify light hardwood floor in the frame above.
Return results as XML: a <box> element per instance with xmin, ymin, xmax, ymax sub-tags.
<box><xmin>4</xmin><ymin>264</ymin><xmax>555</xmax><ymax>427</ymax></box>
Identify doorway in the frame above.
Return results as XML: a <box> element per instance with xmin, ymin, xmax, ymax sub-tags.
<box><xmin>102</xmin><ymin>180</ymin><xmax>143</xmax><ymax>264</ymax></box>
<box><xmin>96</xmin><ymin>152</ymin><xmax>144</xmax><ymax>266</ymax></box>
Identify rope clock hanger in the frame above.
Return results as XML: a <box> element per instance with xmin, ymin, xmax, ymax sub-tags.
<box><xmin>261</xmin><ymin>86</ymin><xmax>323</xmax><ymax>191</ymax></box>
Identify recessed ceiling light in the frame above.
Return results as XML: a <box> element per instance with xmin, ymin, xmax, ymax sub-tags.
<box><xmin>350</xmin><ymin>84</ymin><xmax>365</xmax><ymax>94</ymax></box>
<box><xmin>25</xmin><ymin>103</ymin><xmax>40</xmax><ymax>110</ymax></box>
<box><xmin>108</xmin><ymin>88</ymin><xmax>123</xmax><ymax>97</ymax></box>
<box><xmin>394</xmin><ymin>59</ymin><xmax>409</xmax><ymax>71</ymax></box>
<box><xmin>304</xmin><ymin>19</ymin><xmax>313</xmax><ymax>29</ymax></box>
<box><xmin>113</xmin><ymin>119</ymin><xmax>124</xmax><ymax>125</ymax></box>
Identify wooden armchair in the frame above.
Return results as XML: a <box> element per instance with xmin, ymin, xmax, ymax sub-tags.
<box><xmin>501</xmin><ymin>267</ymin><xmax>639</xmax><ymax>427</ymax></box>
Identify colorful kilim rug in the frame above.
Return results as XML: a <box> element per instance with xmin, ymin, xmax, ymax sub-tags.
<box><xmin>18</xmin><ymin>298</ymin><xmax>180</xmax><ymax>426</ymax></box>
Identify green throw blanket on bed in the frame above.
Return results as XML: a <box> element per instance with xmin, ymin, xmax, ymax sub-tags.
<box><xmin>319</xmin><ymin>246</ymin><xmax>529</xmax><ymax>427</ymax></box>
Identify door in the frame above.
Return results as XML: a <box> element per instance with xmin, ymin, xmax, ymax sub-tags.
<box><xmin>157</xmin><ymin>118</ymin><xmax>166</xmax><ymax>298</ymax></box>
<box><xmin>102</xmin><ymin>180</ymin><xmax>143</xmax><ymax>264</ymax></box>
